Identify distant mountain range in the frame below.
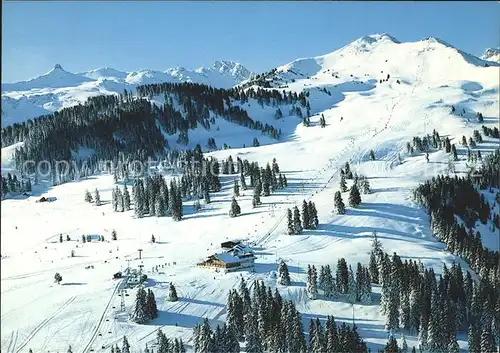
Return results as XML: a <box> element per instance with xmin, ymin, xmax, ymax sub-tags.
<box><xmin>1</xmin><ymin>34</ymin><xmax>498</xmax><ymax>128</ymax></box>
<box><xmin>1</xmin><ymin>61</ymin><xmax>253</xmax><ymax>126</ymax></box>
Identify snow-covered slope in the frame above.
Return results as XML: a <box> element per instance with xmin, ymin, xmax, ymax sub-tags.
<box><xmin>1</xmin><ymin>61</ymin><xmax>252</xmax><ymax>127</ymax></box>
<box><xmin>1</xmin><ymin>33</ymin><xmax>499</xmax><ymax>353</ymax></box>
<box><xmin>481</xmin><ymin>47</ymin><xmax>500</xmax><ymax>63</ymax></box>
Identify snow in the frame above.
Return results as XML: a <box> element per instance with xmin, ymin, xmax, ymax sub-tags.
<box><xmin>1</xmin><ymin>61</ymin><xmax>253</xmax><ymax>127</ymax></box>
<box><xmin>1</xmin><ymin>33</ymin><xmax>499</xmax><ymax>352</ymax></box>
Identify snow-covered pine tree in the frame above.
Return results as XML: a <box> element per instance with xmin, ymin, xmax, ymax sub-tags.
<box><xmin>146</xmin><ymin>288</ymin><xmax>158</xmax><ymax>320</ymax></box>
<box><xmin>468</xmin><ymin>324</ymin><xmax>480</xmax><ymax>353</ymax></box>
<box><xmin>112</xmin><ymin>187</ymin><xmax>118</xmax><ymax>211</ymax></box>
<box><xmin>339</xmin><ymin>174</ymin><xmax>348</xmax><ymax>192</ymax></box>
<box><xmin>131</xmin><ymin>287</ymin><xmax>148</xmax><ymax>324</ymax></box>
<box><xmin>156</xmin><ymin>190</ymin><xmax>167</xmax><ymax>216</ymax></box>
<box><xmin>233</xmin><ymin>179</ymin><xmax>240</xmax><ymax>197</ymax></box>
<box><xmin>94</xmin><ymin>188</ymin><xmax>101</xmax><ymax>206</ymax></box>
<box><xmin>229</xmin><ymin>197</ymin><xmax>241</xmax><ymax>217</ymax></box>
<box><xmin>334</xmin><ymin>191</ymin><xmax>345</xmax><ymax>214</ymax></box>
<box><xmin>240</xmin><ymin>171</ymin><xmax>247</xmax><ymax>190</ymax></box>
<box><xmin>111</xmin><ymin>229</ymin><xmax>117</xmax><ymax>240</ymax></box>
<box><xmin>123</xmin><ymin>184</ymin><xmax>131</xmax><ymax>211</ymax></box>
<box><xmin>347</xmin><ymin>266</ymin><xmax>357</xmax><ymax>304</ymax></box>
<box><xmin>301</xmin><ymin>200</ymin><xmax>310</xmax><ymax>229</ymax></box>
<box><xmin>168</xmin><ymin>283</ymin><xmax>178</xmax><ymax>302</ymax></box>
<box><xmin>84</xmin><ymin>189</ymin><xmax>93</xmax><ymax>203</ymax></box>
<box><xmin>122</xmin><ymin>336</ymin><xmax>130</xmax><ymax>353</ymax></box>
<box><xmin>308</xmin><ymin>201</ymin><xmax>319</xmax><ymax>229</ymax></box>
<box><xmin>116</xmin><ymin>187</ymin><xmax>123</xmax><ymax>212</ymax></box>
<box><xmin>447</xmin><ymin>336</ymin><xmax>460</xmax><ymax>353</ymax></box>
<box><xmin>344</xmin><ymin>162</ymin><xmax>353</xmax><ymax>179</ymax></box>
<box><xmin>401</xmin><ymin>334</ymin><xmax>408</xmax><ymax>353</ymax></box>
<box><xmin>348</xmin><ymin>184</ymin><xmax>361</xmax><ymax>207</ymax></box>
<box><xmin>286</xmin><ymin>208</ymin><xmax>294</xmax><ymax>235</ymax></box>
<box><xmin>252</xmin><ymin>182</ymin><xmax>262</xmax><ymax>208</ymax></box>
<box><xmin>306</xmin><ymin>265</ymin><xmax>318</xmax><ymax>299</ymax></box>
<box><xmin>293</xmin><ymin>206</ymin><xmax>302</xmax><ymax>234</ymax></box>
<box><xmin>277</xmin><ymin>260</ymin><xmax>291</xmax><ymax>286</ymax></box>
<box><xmin>336</xmin><ymin>258</ymin><xmax>348</xmax><ymax>294</ymax></box>
<box><xmin>480</xmin><ymin>327</ymin><xmax>494</xmax><ymax>353</ymax></box>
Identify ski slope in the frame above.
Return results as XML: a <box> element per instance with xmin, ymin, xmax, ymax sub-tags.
<box><xmin>1</xmin><ymin>34</ymin><xmax>499</xmax><ymax>353</ymax></box>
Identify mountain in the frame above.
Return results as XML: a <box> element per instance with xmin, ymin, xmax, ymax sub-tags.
<box><xmin>2</xmin><ymin>32</ymin><xmax>500</xmax><ymax>353</ymax></box>
<box><xmin>239</xmin><ymin>33</ymin><xmax>497</xmax><ymax>89</ymax></box>
<box><xmin>481</xmin><ymin>48</ymin><xmax>500</xmax><ymax>63</ymax></box>
<box><xmin>1</xmin><ymin>64</ymin><xmax>94</xmax><ymax>91</ymax></box>
<box><xmin>1</xmin><ymin>61</ymin><xmax>253</xmax><ymax>127</ymax></box>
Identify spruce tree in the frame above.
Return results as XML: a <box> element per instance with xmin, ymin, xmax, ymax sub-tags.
<box><xmin>348</xmin><ymin>184</ymin><xmax>361</xmax><ymax>207</ymax></box>
<box><xmin>131</xmin><ymin>287</ymin><xmax>148</xmax><ymax>324</ymax></box>
<box><xmin>122</xmin><ymin>336</ymin><xmax>130</xmax><ymax>353</ymax></box>
<box><xmin>252</xmin><ymin>182</ymin><xmax>262</xmax><ymax>207</ymax></box>
<box><xmin>301</xmin><ymin>200</ymin><xmax>310</xmax><ymax>229</ymax></box>
<box><xmin>233</xmin><ymin>179</ymin><xmax>240</xmax><ymax>197</ymax></box>
<box><xmin>277</xmin><ymin>260</ymin><xmax>291</xmax><ymax>286</ymax></box>
<box><xmin>240</xmin><ymin>171</ymin><xmax>247</xmax><ymax>190</ymax></box>
<box><xmin>334</xmin><ymin>191</ymin><xmax>345</xmax><ymax>214</ymax></box>
<box><xmin>146</xmin><ymin>289</ymin><xmax>158</xmax><ymax>320</ymax></box>
<box><xmin>94</xmin><ymin>188</ymin><xmax>101</xmax><ymax>206</ymax></box>
<box><xmin>111</xmin><ymin>229</ymin><xmax>117</xmax><ymax>241</ymax></box>
<box><xmin>293</xmin><ymin>206</ymin><xmax>302</xmax><ymax>234</ymax></box>
<box><xmin>347</xmin><ymin>266</ymin><xmax>357</xmax><ymax>304</ymax></box>
<box><xmin>286</xmin><ymin>208</ymin><xmax>294</xmax><ymax>235</ymax></box>
<box><xmin>229</xmin><ymin>197</ymin><xmax>241</xmax><ymax>217</ymax></box>
<box><xmin>84</xmin><ymin>189</ymin><xmax>93</xmax><ymax>203</ymax></box>
<box><xmin>307</xmin><ymin>265</ymin><xmax>318</xmax><ymax>300</ymax></box>
<box><xmin>123</xmin><ymin>185</ymin><xmax>131</xmax><ymax>211</ymax></box>
<box><xmin>168</xmin><ymin>283</ymin><xmax>178</xmax><ymax>302</ymax></box>
<box><xmin>339</xmin><ymin>175</ymin><xmax>348</xmax><ymax>192</ymax></box>
<box><xmin>369</xmin><ymin>150</ymin><xmax>376</xmax><ymax>161</ymax></box>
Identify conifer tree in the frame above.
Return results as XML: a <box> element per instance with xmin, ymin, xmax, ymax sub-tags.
<box><xmin>334</xmin><ymin>191</ymin><xmax>345</xmax><ymax>214</ymax></box>
<box><xmin>229</xmin><ymin>197</ymin><xmax>241</xmax><ymax>217</ymax></box>
<box><xmin>131</xmin><ymin>287</ymin><xmax>148</xmax><ymax>324</ymax></box>
<box><xmin>112</xmin><ymin>187</ymin><xmax>118</xmax><ymax>211</ymax></box>
<box><xmin>347</xmin><ymin>266</ymin><xmax>357</xmax><ymax>304</ymax></box>
<box><xmin>252</xmin><ymin>182</ymin><xmax>262</xmax><ymax>208</ymax></box>
<box><xmin>94</xmin><ymin>188</ymin><xmax>101</xmax><ymax>206</ymax></box>
<box><xmin>240</xmin><ymin>171</ymin><xmax>247</xmax><ymax>190</ymax></box>
<box><xmin>301</xmin><ymin>200</ymin><xmax>310</xmax><ymax>229</ymax></box>
<box><xmin>84</xmin><ymin>189</ymin><xmax>93</xmax><ymax>203</ymax></box>
<box><xmin>233</xmin><ymin>179</ymin><xmax>240</xmax><ymax>197</ymax></box>
<box><xmin>339</xmin><ymin>174</ymin><xmax>348</xmax><ymax>192</ymax></box>
<box><xmin>111</xmin><ymin>229</ymin><xmax>117</xmax><ymax>241</ymax></box>
<box><xmin>369</xmin><ymin>150</ymin><xmax>376</xmax><ymax>161</ymax></box>
<box><xmin>336</xmin><ymin>258</ymin><xmax>348</xmax><ymax>294</ymax></box>
<box><xmin>168</xmin><ymin>283</ymin><xmax>178</xmax><ymax>302</ymax></box>
<box><xmin>293</xmin><ymin>206</ymin><xmax>302</xmax><ymax>234</ymax></box>
<box><xmin>308</xmin><ymin>201</ymin><xmax>319</xmax><ymax>229</ymax></box>
<box><xmin>122</xmin><ymin>336</ymin><xmax>130</xmax><ymax>353</ymax></box>
<box><xmin>307</xmin><ymin>265</ymin><xmax>318</xmax><ymax>300</ymax></box>
<box><xmin>348</xmin><ymin>184</ymin><xmax>362</xmax><ymax>207</ymax></box>
<box><xmin>278</xmin><ymin>260</ymin><xmax>291</xmax><ymax>286</ymax></box>
<box><xmin>123</xmin><ymin>185</ymin><xmax>131</xmax><ymax>211</ymax></box>
<box><xmin>286</xmin><ymin>208</ymin><xmax>294</xmax><ymax>235</ymax></box>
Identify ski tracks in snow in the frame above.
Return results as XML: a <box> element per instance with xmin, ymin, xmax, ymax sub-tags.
<box><xmin>13</xmin><ymin>295</ymin><xmax>77</xmax><ymax>353</ymax></box>
<box><xmin>81</xmin><ymin>279</ymin><xmax>123</xmax><ymax>353</ymax></box>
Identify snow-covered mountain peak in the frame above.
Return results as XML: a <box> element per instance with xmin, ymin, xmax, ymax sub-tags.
<box><xmin>481</xmin><ymin>48</ymin><xmax>500</xmax><ymax>63</ymax></box>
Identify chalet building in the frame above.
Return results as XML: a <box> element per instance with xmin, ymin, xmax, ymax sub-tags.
<box><xmin>220</xmin><ymin>239</ymin><xmax>242</xmax><ymax>249</ymax></box>
<box><xmin>198</xmin><ymin>244</ymin><xmax>256</xmax><ymax>272</ymax></box>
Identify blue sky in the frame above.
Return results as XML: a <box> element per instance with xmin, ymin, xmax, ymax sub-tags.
<box><xmin>2</xmin><ymin>1</ymin><xmax>499</xmax><ymax>82</ymax></box>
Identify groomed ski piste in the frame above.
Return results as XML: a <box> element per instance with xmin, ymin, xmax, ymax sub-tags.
<box><xmin>1</xmin><ymin>34</ymin><xmax>499</xmax><ymax>352</ymax></box>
